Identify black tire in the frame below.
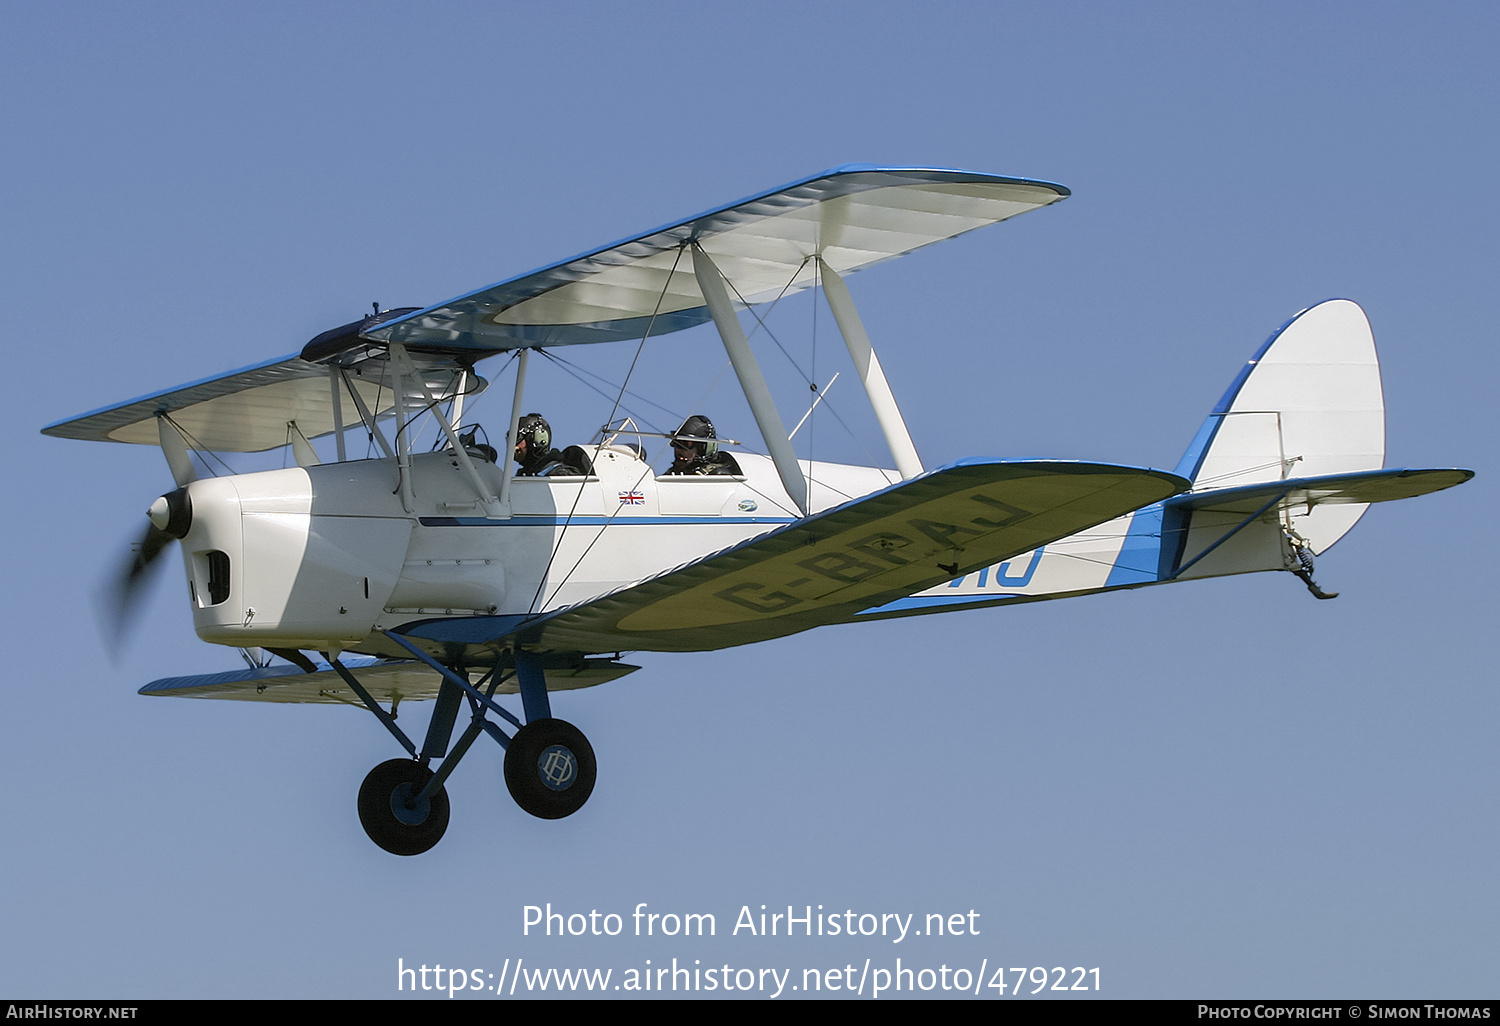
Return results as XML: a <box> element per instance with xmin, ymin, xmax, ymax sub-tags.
<box><xmin>504</xmin><ymin>718</ymin><xmax>596</xmax><ymax>820</ymax></box>
<box><xmin>357</xmin><ymin>758</ymin><xmax>450</xmax><ymax>856</ymax></box>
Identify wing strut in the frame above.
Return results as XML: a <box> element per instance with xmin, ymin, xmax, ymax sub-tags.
<box><xmin>288</xmin><ymin>421</ymin><xmax>320</xmax><ymax>467</ymax></box>
<box><xmin>328</xmin><ymin>366</ymin><xmax>347</xmax><ymax>462</ymax></box>
<box><xmin>390</xmin><ymin>343</ymin><xmax>503</xmax><ymax>517</ymax></box>
<box><xmin>496</xmin><ymin>349</ymin><xmax>530</xmax><ymax>511</ymax></box>
<box><xmin>340</xmin><ymin>367</ymin><xmax>395</xmax><ymax>459</ymax></box>
<box><xmin>692</xmin><ymin>244</ymin><xmax>809</xmax><ymax>515</ymax></box>
<box><xmin>156</xmin><ymin>415</ymin><xmax>197</xmax><ymax>488</ymax></box>
<box><xmin>392</xmin><ymin>356</ymin><xmax>415</xmax><ymax>512</ymax></box>
<box><xmin>817</xmin><ymin>257</ymin><xmax>924</xmax><ymax>479</ymax></box>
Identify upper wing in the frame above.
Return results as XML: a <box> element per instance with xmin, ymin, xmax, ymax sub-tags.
<box><xmin>363</xmin><ymin>165</ymin><xmax>1068</xmax><ymax>352</ymax></box>
<box><xmin>398</xmin><ymin>458</ymin><xmax>1188</xmax><ymax>655</ymax></box>
<box><xmin>43</xmin><ymin>165</ymin><xmax>1065</xmax><ymax>451</ymax></box>
<box><xmin>39</xmin><ymin>344</ymin><xmax>477</xmax><ymax>450</ymax></box>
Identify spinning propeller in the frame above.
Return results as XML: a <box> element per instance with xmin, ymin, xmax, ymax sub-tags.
<box><xmin>101</xmin><ymin>418</ymin><xmax>197</xmax><ymax>645</ymax></box>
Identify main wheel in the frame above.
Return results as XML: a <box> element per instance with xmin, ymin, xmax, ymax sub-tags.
<box><xmin>357</xmin><ymin>758</ymin><xmax>450</xmax><ymax>855</ymax></box>
<box><xmin>504</xmin><ymin>718</ymin><xmax>596</xmax><ymax>820</ymax></box>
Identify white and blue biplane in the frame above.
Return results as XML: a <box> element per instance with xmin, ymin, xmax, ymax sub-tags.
<box><xmin>43</xmin><ymin>165</ymin><xmax>1472</xmax><ymax>854</ymax></box>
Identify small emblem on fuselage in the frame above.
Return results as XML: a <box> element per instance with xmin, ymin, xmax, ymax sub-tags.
<box><xmin>737</xmin><ymin>499</ymin><xmax>758</xmax><ymax>512</ymax></box>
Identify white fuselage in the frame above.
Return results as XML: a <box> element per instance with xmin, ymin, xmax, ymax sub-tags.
<box><xmin>179</xmin><ymin>446</ymin><xmax>901</xmax><ymax>654</ymax></box>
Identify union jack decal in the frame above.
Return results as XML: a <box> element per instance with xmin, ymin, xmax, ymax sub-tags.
<box><xmin>617</xmin><ymin>490</ymin><xmax>645</xmax><ymax>505</ymax></box>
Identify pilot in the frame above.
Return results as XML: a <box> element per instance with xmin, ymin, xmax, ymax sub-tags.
<box><xmin>666</xmin><ymin>415</ymin><xmax>742</xmax><ymax>476</ymax></box>
<box><xmin>513</xmin><ymin>413</ymin><xmax>583</xmax><ymax>477</ymax></box>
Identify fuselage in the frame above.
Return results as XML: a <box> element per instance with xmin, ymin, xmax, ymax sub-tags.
<box><xmin>174</xmin><ymin>440</ymin><xmax>1300</xmax><ymax>659</ymax></box>
<box><xmin>177</xmin><ymin>445</ymin><xmax>903</xmax><ymax>655</ymax></box>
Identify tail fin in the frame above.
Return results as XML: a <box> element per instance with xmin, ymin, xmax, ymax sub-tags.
<box><xmin>1174</xmin><ymin>299</ymin><xmax>1384</xmax><ymax>554</ymax></box>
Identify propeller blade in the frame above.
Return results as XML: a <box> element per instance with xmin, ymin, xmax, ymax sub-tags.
<box><xmin>99</xmin><ymin>521</ymin><xmax>178</xmax><ymax>649</ymax></box>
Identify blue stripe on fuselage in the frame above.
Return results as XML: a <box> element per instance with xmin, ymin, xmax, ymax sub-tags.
<box><xmin>1103</xmin><ymin>503</ymin><xmax>1167</xmax><ymax>588</ymax></box>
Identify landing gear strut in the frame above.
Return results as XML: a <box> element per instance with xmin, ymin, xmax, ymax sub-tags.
<box><xmin>1286</xmin><ymin>530</ymin><xmax>1338</xmax><ymax>600</ymax></box>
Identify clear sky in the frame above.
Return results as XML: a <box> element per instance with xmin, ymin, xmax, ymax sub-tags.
<box><xmin>3</xmin><ymin>0</ymin><xmax>1495</xmax><ymax>1000</ymax></box>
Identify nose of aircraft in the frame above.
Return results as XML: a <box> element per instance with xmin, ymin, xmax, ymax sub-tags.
<box><xmin>147</xmin><ymin>487</ymin><xmax>193</xmax><ymax>539</ymax></box>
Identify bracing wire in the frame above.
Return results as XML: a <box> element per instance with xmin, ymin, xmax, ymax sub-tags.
<box><xmin>526</xmin><ymin>245</ymin><xmax>688</xmax><ymax>616</ymax></box>
<box><xmin>536</xmin><ymin>349</ymin><xmax>676</xmax><ymax>435</ymax></box>
<box><xmin>535</xmin><ymin>261</ymin><xmax>854</xmax><ymax>610</ymax></box>
<box><xmin>721</xmin><ymin>266</ymin><xmax>891</xmax><ymax>474</ymax></box>
<box><xmin>161</xmin><ymin>415</ymin><xmax>236</xmax><ymax>478</ymax></box>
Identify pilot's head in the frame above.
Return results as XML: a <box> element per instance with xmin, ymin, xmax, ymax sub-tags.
<box><xmin>671</xmin><ymin>415</ymin><xmax>717</xmax><ymax>466</ymax></box>
<box><xmin>515</xmin><ymin>413</ymin><xmax>551</xmax><ymax>464</ymax></box>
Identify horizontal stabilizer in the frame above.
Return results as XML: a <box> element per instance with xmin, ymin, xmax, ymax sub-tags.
<box><xmin>400</xmin><ymin>459</ymin><xmax>1188</xmax><ymax>654</ymax></box>
<box><xmin>1162</xmin><ymin>466</ymin><xmax>1473</xmax><ymax>581</ymax></box>
<box><xmin>1168</xmin><ymin>467</ymin><xmax>1473</xmax><ymax>517</ymax></box>
<box><xmin>140</xmin><ymin>654</ymin><xmax>638</xmax><ymax>704</ymax></box>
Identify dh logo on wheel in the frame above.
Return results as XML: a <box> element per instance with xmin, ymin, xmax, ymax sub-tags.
<box><xmin>538</xmin><ymin>745</ymin><xmax>577</xmax><ymax>790</ymax></box>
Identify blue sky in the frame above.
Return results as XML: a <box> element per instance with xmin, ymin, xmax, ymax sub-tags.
<box><xmin>3</xmin><ymin>1</ymin><xmax>1495</xmax><ymax>999</ymax></box>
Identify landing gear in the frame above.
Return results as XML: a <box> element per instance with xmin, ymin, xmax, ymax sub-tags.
<box><xmin>357</xmin><ymin>758</ymin><xmax>451</xmax><ymax>856</ymax></box>
<box><xmin>341</xmin><ymin>641</ymin><xmax>605</xmax><ymax>850</ymax></box>
<box><xmin>504</xmin><ymin>718</ymin><xmax>597</xmax><ymax>820</ymax></box>
<box><xmin>1286</xmin><ymin>530</ymin><xmax>1339</xmax><ymax>600</ymax></box>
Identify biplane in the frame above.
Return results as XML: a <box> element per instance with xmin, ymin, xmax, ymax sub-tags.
<box><xmin>43</xmin><ymin>165</ymin><xmax>1471</xmax><ymax>854</ymax></box>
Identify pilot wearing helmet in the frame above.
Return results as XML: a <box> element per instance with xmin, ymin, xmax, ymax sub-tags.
<box><xmin>513</xmin><ymin>413</ymin><xmax>584</xmax><ymax>477</ymax></box>
<box><xmin>666</xmin><ymin>415</ymin><xmax>742</xmax><ymax>476</ymax></box>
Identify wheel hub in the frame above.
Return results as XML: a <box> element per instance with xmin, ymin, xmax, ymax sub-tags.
<box><xmin>388</xmin><ymin>781</ymin><xmax>431</xmax><ymax>825</ymax></box>
<box><xmin>538</xmin><ymin>745</ymin><xmax>577</xmax><ymax>791</ymax></box>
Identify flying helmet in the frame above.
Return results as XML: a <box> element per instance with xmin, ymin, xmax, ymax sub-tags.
<box><xmin>516</xmin><ymin>413</ymin><xmax>551</xmax><ymax>454</ymax></box>
<box><xmin>673</xmin><ymin>415</ymin><xmax>718</xmax><ymax>456</ymax></box>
